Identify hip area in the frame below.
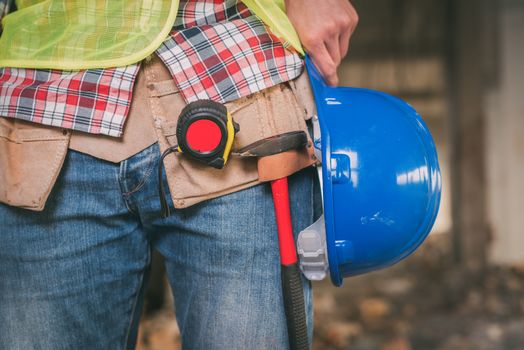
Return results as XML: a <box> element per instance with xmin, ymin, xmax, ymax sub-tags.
<box><xmin>0</xmin><ymin>56</ymin><xmax>317</xmax><ymax>212</ymax></box>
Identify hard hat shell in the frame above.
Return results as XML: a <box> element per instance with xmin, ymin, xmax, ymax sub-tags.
<box><xmin>305</xmin><ymin>57</ymin><xmax>442</xmax><ymax>286</ymax></box>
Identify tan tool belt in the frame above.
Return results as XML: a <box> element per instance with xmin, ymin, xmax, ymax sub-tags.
<box><xmin>0</xmin><ymin>55</ymin><xmax>317</xmax><ymax>211</ymax></box>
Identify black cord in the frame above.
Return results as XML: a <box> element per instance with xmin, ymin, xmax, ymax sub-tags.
<box><xmin>158</xmin><ymin>145</ymin><xmax>179</xmax><ymax>218</ymax></box>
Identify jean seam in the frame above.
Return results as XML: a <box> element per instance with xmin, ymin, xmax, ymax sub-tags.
<box><xmin>122</xmin><ymin>154</ymin><xmax>156</xmax><ymax>196</ymax></box>
<box><xmin>118</xmin><ymin>159</ymin><xmax>139</xmax><ymax>215</ymax></box>
<box><xmin>123</xmin><ymin>247</ymin><xmax>150</xmax><ymax>350</ymax></box>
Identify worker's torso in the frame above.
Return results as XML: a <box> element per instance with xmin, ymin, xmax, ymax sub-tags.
<box><xmin>0</xmin><ymin>0</ymin><xmax>304</xmax><ymax>137</ymax></box>
<box><xmin>0</xmin><ymin>0</ymin><xmax>316</xmax><ymax>212</ymax></box>
<box><xmin>0</xmin><ymin>0</ymin><xmax>302</xmax><ymax>70</ymax></box>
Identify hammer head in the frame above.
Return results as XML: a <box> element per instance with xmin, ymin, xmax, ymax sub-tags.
<box><xmin>233</xmin><ymin>131</ymin><xmax>308</xmax><ymax>157</ymax></box>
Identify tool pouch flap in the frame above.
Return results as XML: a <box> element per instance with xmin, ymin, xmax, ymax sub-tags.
<box><xmin>147</xmin><ymin>63</ymin><xmax>314</xmax><ymax>208</ymax></box>
<box><xmin>0</xmin><ymin>118</ymin><xmax>69</xmax><ymax>211</ymax></box>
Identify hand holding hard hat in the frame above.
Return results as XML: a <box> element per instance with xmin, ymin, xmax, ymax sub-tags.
<box><xmin>298</xmin><ymin>56</ymin><xmax>442</xmax><ymax>286</ymax></box>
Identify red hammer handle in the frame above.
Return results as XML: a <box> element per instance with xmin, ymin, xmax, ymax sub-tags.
<box><xmin>271</xmin><ymin>178</ymin><xmax>298</xmax><ymax>266</ymax></box>
<box><xmin>271</xmin><ymin>177</ymin><xmax>309</xmax><ymax>350</ymax></box>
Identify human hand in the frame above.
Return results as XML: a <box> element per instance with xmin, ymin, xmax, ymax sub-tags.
<box><xmin>285</xmin><ymin>0</ymin><xmax>359</xmax><ymax>86</ymax></box>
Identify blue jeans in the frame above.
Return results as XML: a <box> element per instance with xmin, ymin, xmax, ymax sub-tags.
<box><xmin>0</xmin><ymin>143</ymin><xmax>319</xmax><ymax>349</ymax></box>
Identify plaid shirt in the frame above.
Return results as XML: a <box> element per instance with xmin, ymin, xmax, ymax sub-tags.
<box><xmin>0</xmin><ymin>0</ymin><xmax>303</xmax><ymax>137</ymax></box>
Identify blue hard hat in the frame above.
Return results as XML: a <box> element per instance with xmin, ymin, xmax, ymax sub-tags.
<box><xmin>297</xmin><ymin>57</ymin><xmax>442</xmax><ymax>286</ymax></box>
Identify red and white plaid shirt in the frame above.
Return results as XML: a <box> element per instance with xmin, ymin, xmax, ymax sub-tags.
<box><xmin>0</xmin><ymin>0</ymin><xmax>303</xmax><ymax>137</ymax></box>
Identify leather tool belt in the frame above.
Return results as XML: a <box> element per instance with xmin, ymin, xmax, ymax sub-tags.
<box><xmin>0</xmin><ymin>55</ymin><xmax>317</xmax><ymax>211</ymax></box>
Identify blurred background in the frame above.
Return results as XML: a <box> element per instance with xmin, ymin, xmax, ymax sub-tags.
<box><xmin>137</xmin><ymin>0</ymin><xmax>524</xmax><ymax>349</ymax></box>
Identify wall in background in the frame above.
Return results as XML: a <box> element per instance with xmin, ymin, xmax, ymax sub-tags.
<box><xmin>486</xmin><ymin>0</ymin><xmax>524</xmax><ymax>264</ymax></box>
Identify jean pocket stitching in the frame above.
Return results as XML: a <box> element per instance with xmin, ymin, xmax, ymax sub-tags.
<box><xmin>122</xmin><ymin>154</ymin><xmax>157</xmax><ymax>196</ymax></box>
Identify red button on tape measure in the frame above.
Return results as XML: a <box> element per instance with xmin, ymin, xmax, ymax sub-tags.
<box><xmin>186</xmin><ymin>119</ymin><xmax>222</xmax><ymax>153</ymax></box>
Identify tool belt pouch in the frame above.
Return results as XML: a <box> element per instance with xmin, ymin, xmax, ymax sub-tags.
<box><xmin>0</xmin><ymin>118</ymin><xmax>69</xmax><ymax>211</ymax></box>
<box><xmin>145</xmin><ymin>59</ymin><xmax>315</xmax><ymax>209</ymax></box>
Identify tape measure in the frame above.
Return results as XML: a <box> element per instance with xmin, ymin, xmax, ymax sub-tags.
<box><xmin>176</xmin><ymin>100</ymin><xmax>239</xmax><ymax>169</ymax></box>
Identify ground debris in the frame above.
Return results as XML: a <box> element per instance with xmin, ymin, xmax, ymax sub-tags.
<box><xmin>312</xmin><ymin>234</ymin><xmax>524</xmax><ymax>349</ymax></box>
<box><xmin>359</xmin><ymin>298</ymin><xmax>391</xmax><ymax>324</ymax></box>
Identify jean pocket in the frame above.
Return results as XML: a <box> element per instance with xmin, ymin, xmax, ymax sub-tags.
<box><xmin>0</xmin><ymin>118</ymin><xmax>69</xmax><ymax>210</ymax></box>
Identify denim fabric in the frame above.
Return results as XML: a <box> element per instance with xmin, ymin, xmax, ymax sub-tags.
<box><xmin>0</xmin><ymin>143</ymin><xmax>320</xmax><ymax>350</ymax></box>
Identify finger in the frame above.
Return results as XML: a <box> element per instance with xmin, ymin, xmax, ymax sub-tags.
<box><xmin>325</xmin><ymin>35</ymin><xmax>342</xmax><ymax>66</ymax></box>
<box><xmin>309</xmin><ymin>43</ymin><xmax>339</xmax><ymax>86</ymax></box>
<box><xmin>348</xmin><ymin>5</ymin><xmax>360</xmax><ymax>35</ymax></box>
<box><xmin>339</xmin><ymin>29</ymin><xmax>351</xmax><ymax>59</ymax></box>
<box><xmin>339</xmin><ymin>3</ymin><xmax>359</xmax><ymax>61</ymax></box>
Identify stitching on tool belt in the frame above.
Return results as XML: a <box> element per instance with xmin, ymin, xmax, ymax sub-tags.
<box><xmin>287</xmin><ymin>72</ymin><xmax>315</xmax><ymax>120</ymax></box>
<box><xmin>0</xmin><ymin>123</ymin><xmax>18</xmax><ymax>143</ymax></box>
<box><xmin>144</xmin><ymin>60</ymin><xmax>183</xmax><ymax>201</ymax></box>
<box><xmin>287</xmin><ymin>86</ymin><xmax>303</xmax><ymax>131</ymax></box>
<box><xmin>0</xmin><ymin>121</ymin><xmax>68</xmax><ymax>143</ymax></box>
<box><xmin>265</xmin><ymin>88</ymin><xmax>278</xmax><ymax>134</ymax></box>
<box><xmin>255</xmin><ymin>94</ymin><xmax>266</xmax><ymax>140</ymax></box>
<box><xmin>147</xmin><ymin>79</ymin><xmax>180</xmax><ymax>97</ymax></box>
